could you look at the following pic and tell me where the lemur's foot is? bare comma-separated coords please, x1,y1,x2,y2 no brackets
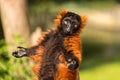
67,58,79,70
12,46,27,58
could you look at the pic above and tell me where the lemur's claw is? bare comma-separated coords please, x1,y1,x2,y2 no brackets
67,58,79,70
12,46,27,58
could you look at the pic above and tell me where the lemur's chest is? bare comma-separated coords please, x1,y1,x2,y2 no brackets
42,33,64,61
63,35,81,52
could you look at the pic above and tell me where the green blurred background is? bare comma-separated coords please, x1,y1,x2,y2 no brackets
0,0,120,80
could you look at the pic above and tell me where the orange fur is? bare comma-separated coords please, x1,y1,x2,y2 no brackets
33,77,38,80
37,32,49,44
55,64,78,80
32,64,40,75
55,31,82,80
54,9,68,26
29,46,44,62
54,11,87,80
29,9,87,80
63,34,82,62
81,15,87,24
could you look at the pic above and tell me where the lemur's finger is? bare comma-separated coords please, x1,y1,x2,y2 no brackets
17,46,23,49
17,46,27,51
12,51,21,58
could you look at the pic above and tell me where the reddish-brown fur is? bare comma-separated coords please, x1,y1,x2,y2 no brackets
53,9,87,80
28,9,87,80
54,31,82,80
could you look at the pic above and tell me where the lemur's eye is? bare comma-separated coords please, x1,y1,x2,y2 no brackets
64,21,67,25
74,24,77,28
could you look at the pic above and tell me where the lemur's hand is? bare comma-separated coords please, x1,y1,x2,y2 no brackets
12,46,27,58
67,57,79,70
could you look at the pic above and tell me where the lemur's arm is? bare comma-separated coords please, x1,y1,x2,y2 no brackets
59,36,82,70
12,45,39,58
12,32,52,59
64,51,79,70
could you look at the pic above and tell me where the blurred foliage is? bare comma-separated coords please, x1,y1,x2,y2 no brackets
80,62,120,80
0,35,34,80
0,39,9,79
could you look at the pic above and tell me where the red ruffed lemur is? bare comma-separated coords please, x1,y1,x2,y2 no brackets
12,9,87,80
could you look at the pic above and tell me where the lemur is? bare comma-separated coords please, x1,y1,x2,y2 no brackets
12,9,87,80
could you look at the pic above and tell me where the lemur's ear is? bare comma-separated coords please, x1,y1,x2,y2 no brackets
54,9,68,26
80,15,87,29
81,15,87,24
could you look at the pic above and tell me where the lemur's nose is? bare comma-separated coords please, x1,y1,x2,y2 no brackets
66,22,71,32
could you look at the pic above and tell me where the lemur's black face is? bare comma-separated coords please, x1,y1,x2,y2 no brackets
61,12,81,35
